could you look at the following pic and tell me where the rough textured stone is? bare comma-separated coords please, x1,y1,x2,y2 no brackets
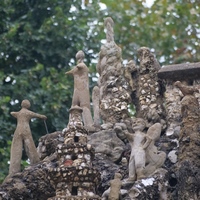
96,17,131,124
37,131,62,160
124,168,170,200
88,129,126,163
174,82,200,200
0,159,55,200
135,47,166,127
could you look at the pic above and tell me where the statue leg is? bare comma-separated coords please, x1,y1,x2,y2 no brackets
144,152,166,177
135,150,146,180
9,134,23,175
24,134,40,164
128,154,136,181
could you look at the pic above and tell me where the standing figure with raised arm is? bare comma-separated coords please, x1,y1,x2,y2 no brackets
9,99,47,176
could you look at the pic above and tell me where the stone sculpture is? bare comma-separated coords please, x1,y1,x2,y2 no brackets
66,50,94,131
108,173,122,200
174,81,199,96
102,173,122,200
142,123,166,177
96,17,131,125
124,118,148,181
9,99,47,175
174,81,200,200
48,105,101,200
124,118,166,181
136,47,166,126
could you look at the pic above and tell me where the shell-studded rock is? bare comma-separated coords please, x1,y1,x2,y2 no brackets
97,17,131,125
136,47,166,127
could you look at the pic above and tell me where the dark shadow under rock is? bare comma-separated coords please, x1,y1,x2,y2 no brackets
93,153,128,196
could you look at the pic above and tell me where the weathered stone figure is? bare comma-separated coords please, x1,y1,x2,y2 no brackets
174,81,199,96
102,173,122,200
124,118,148,181
124,119,166,181
66,50,94,130
9,99,47,175
108,173,122,200
142,123,166,177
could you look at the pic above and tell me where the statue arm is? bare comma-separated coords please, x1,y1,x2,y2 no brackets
124,131,134,142
29,111,47,120
142,136,152,150
10,112,18,118
65,67,75,75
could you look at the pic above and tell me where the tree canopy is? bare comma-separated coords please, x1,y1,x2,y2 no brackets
0,0,199,182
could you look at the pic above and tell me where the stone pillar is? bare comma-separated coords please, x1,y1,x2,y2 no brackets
92,86,101,127
158,62,200,199
136,47,166,127
96,17,131,125
175,83,200,200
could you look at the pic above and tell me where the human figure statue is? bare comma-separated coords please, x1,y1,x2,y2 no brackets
9,99,47,176
66,50,94,131
108,173,122,200
124,118,148,181
102,173,122,200
142,123,166,177
124,119,166,181
104,17,114,43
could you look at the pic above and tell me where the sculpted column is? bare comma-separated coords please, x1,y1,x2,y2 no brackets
175,81,200,199
96,17,131,125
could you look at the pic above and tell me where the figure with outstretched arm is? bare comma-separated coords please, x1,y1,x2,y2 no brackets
9,99,47,176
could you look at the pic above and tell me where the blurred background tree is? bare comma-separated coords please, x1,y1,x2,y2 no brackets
0,0,199,182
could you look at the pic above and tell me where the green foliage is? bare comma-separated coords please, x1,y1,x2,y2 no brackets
0,0,199,182
101,0,200,64
0,0,103,181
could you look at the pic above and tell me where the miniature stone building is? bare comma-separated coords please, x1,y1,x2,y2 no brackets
48,106,101,200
